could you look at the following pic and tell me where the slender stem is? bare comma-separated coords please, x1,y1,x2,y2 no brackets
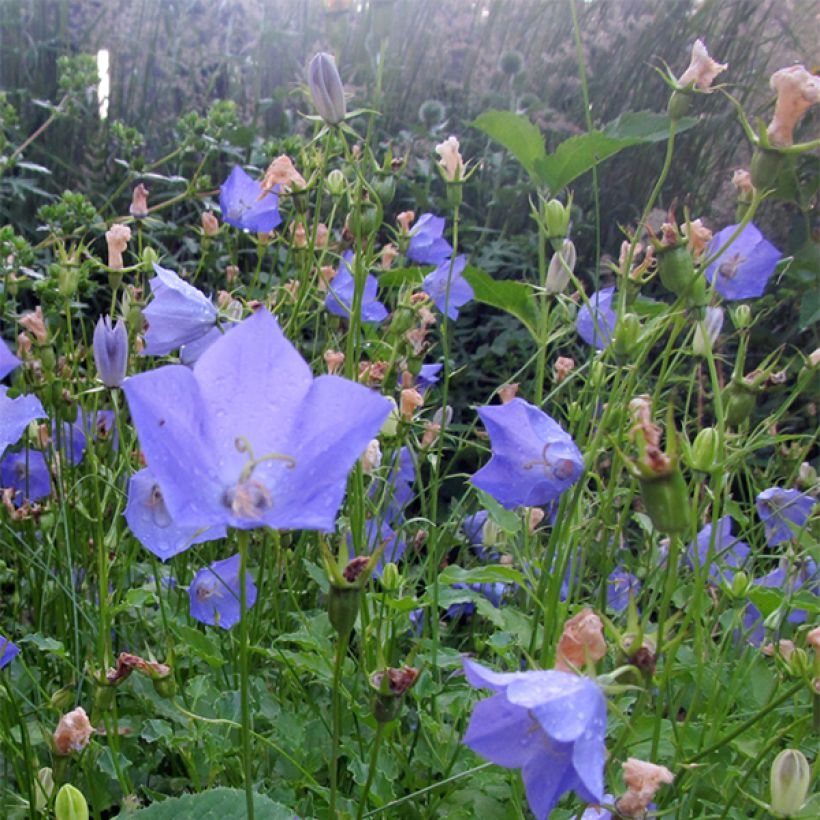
329,630,350,818
355,722,384,820
237,529,255,820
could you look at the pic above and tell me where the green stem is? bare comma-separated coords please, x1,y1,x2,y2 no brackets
355,722,384,820
237,529,255,820
329,630,350,818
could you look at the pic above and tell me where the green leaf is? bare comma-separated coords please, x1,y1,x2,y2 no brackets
603,111,697,142
18,633,66,656
474,488,522,535
462,265,538,339
438,565,526,587
379,266,425,288
118,787,296,818
471,110,547,182
173,625,225,668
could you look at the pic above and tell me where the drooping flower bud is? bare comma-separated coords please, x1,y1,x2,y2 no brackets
53,707,94,756
769,749,810,817
93,315,128,388
54,783,90,820
307,52,346,125
546,239,576,294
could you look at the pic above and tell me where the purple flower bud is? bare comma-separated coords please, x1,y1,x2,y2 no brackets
93,315,128,388
308,52,346,125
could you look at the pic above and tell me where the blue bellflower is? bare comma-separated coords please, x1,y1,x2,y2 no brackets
142,264,219,357
1,449,51,506
219,166,282,233
705,223,781,300
51,408,116,466
687,516,750,584
125,469,227,561
446,582,507,618
607,569,640,613
407,214,453,266
123,307,391,532
189,552,257,630
422,255,474,320
1,634,20,669
0,341,20,381
756,487,815,546
462,657,606,819
576,287,617,350
581,797,615,820
93,315,128,387
0,386,45,459
325,252,388,324
471,398,584,509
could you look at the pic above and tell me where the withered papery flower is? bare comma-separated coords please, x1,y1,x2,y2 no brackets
129,183,149,218
201,211,219,236
683,218,712,259
767,65,820,148
105,224,132,270
554,607,607,672
20,306,49,345
435,136,465,182
617,758,674,818
732,169,753,194
498,383,519,404
554,356,575,383
400,387,424,421
396,210,415,233
53,707,94,755
323,349,345,374
261,154,306,193
677,39,727,90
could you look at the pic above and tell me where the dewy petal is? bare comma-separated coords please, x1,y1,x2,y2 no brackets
219,166,281,233
463,693,538,769
125,469,226,561
422,255,473,320
0,388,46,458
756,487,815,545
705,223,781,300
462,656,523,692
122,365,224,527
0,341,20,381
521,743,578,820
189,552,256,630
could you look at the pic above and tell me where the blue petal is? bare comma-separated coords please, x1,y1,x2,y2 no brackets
0,389,46,458
219,166,281,233
0,341,20,381
521,741,577,820
0,634,20,668
462,657,522,692
462,692,536,768
189,552,256,629
576,287,616,349
0,449,51,505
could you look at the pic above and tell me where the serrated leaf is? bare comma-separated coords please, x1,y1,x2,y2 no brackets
438,565,525,587
473,489,523,535
462,265,538,339
472,110,546,182
603,111,697,142
173,625,224,668
18,633,66,656
118,787,296,818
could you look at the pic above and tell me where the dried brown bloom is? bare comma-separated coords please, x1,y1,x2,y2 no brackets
359,360,389,386
807,626,820,653
396,211,415,233
361,439,382,474
129,183,149,218
617,758,674,818
683,219,712,260
420,422,441,449
315,223,329,247
201,211,219,236
526,507,545,533
381,243,399,269
226,265,239,284
436,135,465,181
554,608,607,672
498,383,519,404
371,666,420,695
767,65,820,148
404,326,429,357
762,639,795,661
16,332,32,359
400,387,424,421
554,356,575,383
20,306,48,345
324,349,345,375
106,652,171,684
290,222,307,248
732,169,753,194
260,154,306,193
105,224,132,270
677,39,727,90
342,555,370,583
53,707,94,755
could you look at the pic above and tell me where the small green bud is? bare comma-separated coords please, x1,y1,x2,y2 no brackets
590,360,606,389
722,379,756,426
380,562,401,592
613,313,642,359
58,265,80,298
639,467,691,535
769,749,810,818
729,570,751,599
690,427,720,472
389,306,416,336
732,304,752,329
54,784,89,820
326,169,346,198
786,648,810,679
481,517,503,549
328,584,360,637
347,198,383,239
751,147,784,191
371,174,396,206
152,675,177,698
657,243,695,298
141,247,159,268
668,89,692,120
543,198,571,251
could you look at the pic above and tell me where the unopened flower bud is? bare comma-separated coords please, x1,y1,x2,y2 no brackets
729,570,751,599
380,562,401,592
54,783,89,820
141,246,159,268
546,239,576,293
34,768,54,813
690,427,720,472
326,168,346,197
93,315,128,388
722,379,756,426
769,749,810,818
543,198,571,250
751,147,784,191
732,304,752,329
693,306,724,356
613,313,642,359
307,52,346,125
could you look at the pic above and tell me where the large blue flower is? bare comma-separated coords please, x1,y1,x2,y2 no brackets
125,469,227,561
422,255,473,320
0,386,45,460
219,166,282,233
462,658,606,819
142,264,219,356
687,516,750,584
471,398,584,509
705,223,781,300
325,252,388,324
576,287,617,350
407,213,453,266
1,634,20,669
756,487,815,546
0,341,20,381
1,449,51,506
123,307,391,532
189,552,256,630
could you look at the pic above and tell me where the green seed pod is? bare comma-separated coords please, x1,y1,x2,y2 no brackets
328,585,360,637
373,690,403,724
389,306,416,336
751,147,784,191
769,749,810,818
371,174,396,206
54,784,89,820
667,90,692,120
348,198,383,239
722,380,756,426
638,467,691,535
690,427,720,473
380,562,401,592
657,243,695,298
613,313,642,360
326,169,346,198
152,675,177,699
